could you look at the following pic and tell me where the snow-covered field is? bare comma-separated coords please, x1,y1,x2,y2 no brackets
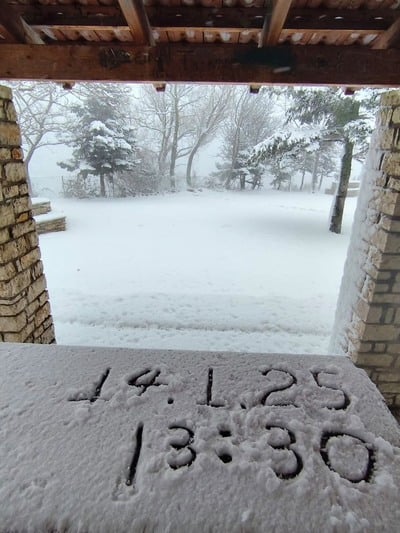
38,189,357,354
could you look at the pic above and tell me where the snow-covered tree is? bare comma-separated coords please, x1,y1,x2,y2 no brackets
285,88,380,233
134,85,196,190
213,87,278,190
59,85,138,197
249,127,322,191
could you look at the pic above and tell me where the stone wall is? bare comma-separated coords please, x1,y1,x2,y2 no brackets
332,91,400,407
0,85,55,344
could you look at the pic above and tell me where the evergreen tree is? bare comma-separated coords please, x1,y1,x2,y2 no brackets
59,85,138,197
286,88,380,233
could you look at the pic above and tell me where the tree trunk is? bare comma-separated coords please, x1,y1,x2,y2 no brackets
300,167,306,191
100,173,106,197
329,139,354,234
311,151,320,193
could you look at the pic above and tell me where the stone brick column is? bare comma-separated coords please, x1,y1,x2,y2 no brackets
0,85,55,344
331,91,400,407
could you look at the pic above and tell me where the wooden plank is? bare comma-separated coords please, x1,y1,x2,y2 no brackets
22,7,399,33
0,1,44,44
260,0,292,47
117,0,154,45
372,17,400,50
0,43,400,87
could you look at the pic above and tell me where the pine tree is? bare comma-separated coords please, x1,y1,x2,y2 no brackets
59,85,138,197
285,88,380,233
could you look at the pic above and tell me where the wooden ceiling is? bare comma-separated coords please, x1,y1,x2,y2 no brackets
1,0,400,86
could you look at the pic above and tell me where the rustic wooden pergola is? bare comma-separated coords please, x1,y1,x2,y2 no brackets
0,0,400,87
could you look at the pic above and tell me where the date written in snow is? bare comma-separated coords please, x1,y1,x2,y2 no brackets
67,367,375,489
68,365,350,410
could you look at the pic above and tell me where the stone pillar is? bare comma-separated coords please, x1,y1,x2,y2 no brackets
0,85,55,344
331,91,400,407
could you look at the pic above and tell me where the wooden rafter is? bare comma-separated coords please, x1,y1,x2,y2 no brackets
260,0,292,47
117,0,154,46
372,17,400,50
0,43,400,87
0,1,43,44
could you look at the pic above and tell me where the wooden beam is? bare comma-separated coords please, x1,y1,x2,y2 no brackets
117,0,154,45
0,44,399,87
260,0,292,47
372,17,400,50
0,1,44,44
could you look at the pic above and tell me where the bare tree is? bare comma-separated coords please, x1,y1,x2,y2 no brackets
9,82,69,193
135,85,196,189
215,87,278,189
184,86,231,188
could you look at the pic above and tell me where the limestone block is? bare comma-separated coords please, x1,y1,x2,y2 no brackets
0,297,26,317
387,344,400,354
378,372,400,382
18,183,29,196
4,162,26,184
27,275,46,304
12,195,31,215
26,298,40,318
381,91,400,106
3,320,35,342
0,148,11,160
0,123,21,147
16,212,29,223
355,299,382,323
31,261,43,281
34,302,51,328
384,308,395,323
5,101,17,122
0,205,15,229
392,107,400,126
15,235,30,257
377,129,395,150
378,189,400,217
374,293,400,304
0,240,18,264
0,310,27,333
2,185,20,199
373,343,387,352
20,248,41,270
37,325,55,344
0,85,12,100
379,382,400,394
376,108,393,127
0,269,31,299
379,214,400,232
11,148,23,161
381,153,400,176
372,228,400,253
0,228,9,245
387,177,400,192
0,105,6,121
362,324,399,342
354,353,393,367
10,219,35,239
25,230,38,248
0,262,16,282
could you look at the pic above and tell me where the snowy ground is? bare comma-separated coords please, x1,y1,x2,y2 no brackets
38,189,357,354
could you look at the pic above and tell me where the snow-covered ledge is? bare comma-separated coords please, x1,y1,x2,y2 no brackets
1,343,399,532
